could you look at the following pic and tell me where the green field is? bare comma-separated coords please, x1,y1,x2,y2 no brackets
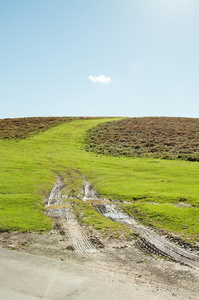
0,118,199,243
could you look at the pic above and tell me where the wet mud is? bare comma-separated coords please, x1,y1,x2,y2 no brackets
46,173,199,270
79,176,198,270
46,176,95,253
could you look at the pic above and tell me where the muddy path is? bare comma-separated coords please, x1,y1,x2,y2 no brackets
78,176,199,270
46,176,95,253
95,202,199,269
46,174,199,270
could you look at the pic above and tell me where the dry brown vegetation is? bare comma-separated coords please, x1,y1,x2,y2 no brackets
0,116,99,139
85,117,199,161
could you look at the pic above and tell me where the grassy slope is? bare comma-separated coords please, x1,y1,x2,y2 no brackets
0,118,199,241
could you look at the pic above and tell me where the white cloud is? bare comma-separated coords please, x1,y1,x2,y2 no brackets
88,75,111,83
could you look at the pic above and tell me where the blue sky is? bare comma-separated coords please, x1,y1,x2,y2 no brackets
0,0,199,118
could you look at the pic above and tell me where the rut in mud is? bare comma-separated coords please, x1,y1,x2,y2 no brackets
79,176,199,270
96,202,199,267
46,176,95,253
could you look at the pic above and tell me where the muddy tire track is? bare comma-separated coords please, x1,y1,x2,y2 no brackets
46,176,95,253
80,177,199,270
65,212,95,252
46,174,199,269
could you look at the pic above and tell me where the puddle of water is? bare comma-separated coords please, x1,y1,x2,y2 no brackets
104,212,129,219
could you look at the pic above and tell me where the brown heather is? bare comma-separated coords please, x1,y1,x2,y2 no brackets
85,117,199,161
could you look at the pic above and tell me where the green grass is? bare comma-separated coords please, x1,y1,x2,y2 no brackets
0,194,51,232
0,118,199,241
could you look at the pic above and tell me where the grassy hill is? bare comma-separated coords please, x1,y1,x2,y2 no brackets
0,117,198,243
